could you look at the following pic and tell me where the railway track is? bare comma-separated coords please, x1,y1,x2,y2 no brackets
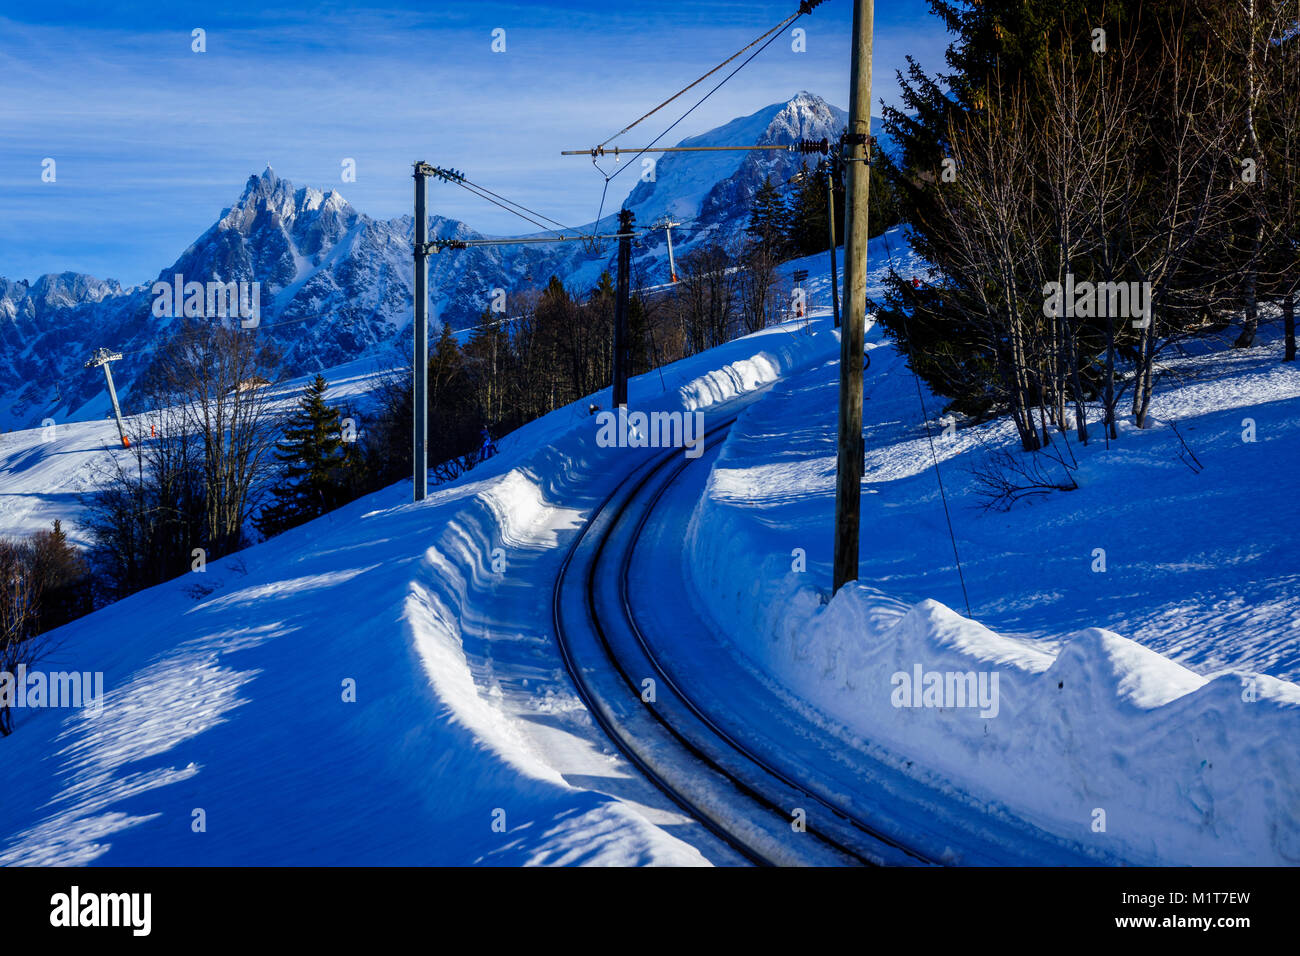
551,415,937,867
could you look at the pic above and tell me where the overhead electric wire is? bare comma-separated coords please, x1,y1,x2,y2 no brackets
594,8,805,150
445,177,566,235
588,1,823,229
451,174,577,235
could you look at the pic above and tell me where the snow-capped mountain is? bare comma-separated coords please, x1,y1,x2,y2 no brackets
0,170,562,429
0,92,863,430
627,90,848,231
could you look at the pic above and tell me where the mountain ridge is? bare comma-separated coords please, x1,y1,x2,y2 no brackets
0,92,870,430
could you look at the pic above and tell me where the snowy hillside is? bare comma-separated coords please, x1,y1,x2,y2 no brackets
0,284,827,866
1,228,1296,866
686,239,1300,865
0,355,395,547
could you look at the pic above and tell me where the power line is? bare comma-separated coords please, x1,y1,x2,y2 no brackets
456,175,575,233
422,164,582,237
437,176,562,235
593,26,791,195
448,175,578,236
593,0,828,152
584,0,827,229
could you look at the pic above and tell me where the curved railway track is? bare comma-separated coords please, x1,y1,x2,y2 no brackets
551,416,938,867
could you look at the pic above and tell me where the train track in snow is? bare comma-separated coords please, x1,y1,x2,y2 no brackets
551,415,938,866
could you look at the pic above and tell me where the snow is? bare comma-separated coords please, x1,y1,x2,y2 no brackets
0,360,397,545
0,295,822,865
683,236,1300,864
0,417,121,547
1,225,1296,866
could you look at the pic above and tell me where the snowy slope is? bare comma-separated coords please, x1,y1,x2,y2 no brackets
684,235,1300,866
0,300,825,866
2,227,1296,867
0,358,398,546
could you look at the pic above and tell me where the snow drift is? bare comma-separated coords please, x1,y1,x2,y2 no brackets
685,317,1300,866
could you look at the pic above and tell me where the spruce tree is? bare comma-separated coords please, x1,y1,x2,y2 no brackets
745,175,792,258
256,375,347,538
788,162,829,257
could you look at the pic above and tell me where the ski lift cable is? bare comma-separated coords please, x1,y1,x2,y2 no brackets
97,310,336,361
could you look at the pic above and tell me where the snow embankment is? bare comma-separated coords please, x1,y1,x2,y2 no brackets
685,325,1300,867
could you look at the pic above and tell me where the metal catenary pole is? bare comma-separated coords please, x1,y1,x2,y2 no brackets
412,162,641,498
613,208,634,408
413,162,431,502
833,0,873,594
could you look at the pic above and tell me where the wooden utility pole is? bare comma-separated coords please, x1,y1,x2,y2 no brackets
613,207,634,408
833,0,873,594
413,162,431,501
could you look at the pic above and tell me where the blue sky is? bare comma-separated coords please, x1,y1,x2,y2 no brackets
0,1,950,285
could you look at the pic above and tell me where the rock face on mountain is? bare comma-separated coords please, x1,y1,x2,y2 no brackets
0,170,557,428
0,92,857,429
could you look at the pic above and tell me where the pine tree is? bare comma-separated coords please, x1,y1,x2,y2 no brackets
873,0,1228,433
788,162,829,257
30,519,92,632
256,375,348,538
430,321,465,409
745,175,792,258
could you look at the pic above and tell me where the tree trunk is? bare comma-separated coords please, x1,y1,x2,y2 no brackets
1103,315,1118,441
1235,224,1261,348
1132,318,1154,429
1285,291,1296,362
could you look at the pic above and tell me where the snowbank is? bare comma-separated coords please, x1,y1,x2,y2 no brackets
685,326,1300,866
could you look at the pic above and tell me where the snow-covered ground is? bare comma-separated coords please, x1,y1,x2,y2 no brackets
684,239,1300,865
1,228,1296,865
0,354,398,546
0,285,825,865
